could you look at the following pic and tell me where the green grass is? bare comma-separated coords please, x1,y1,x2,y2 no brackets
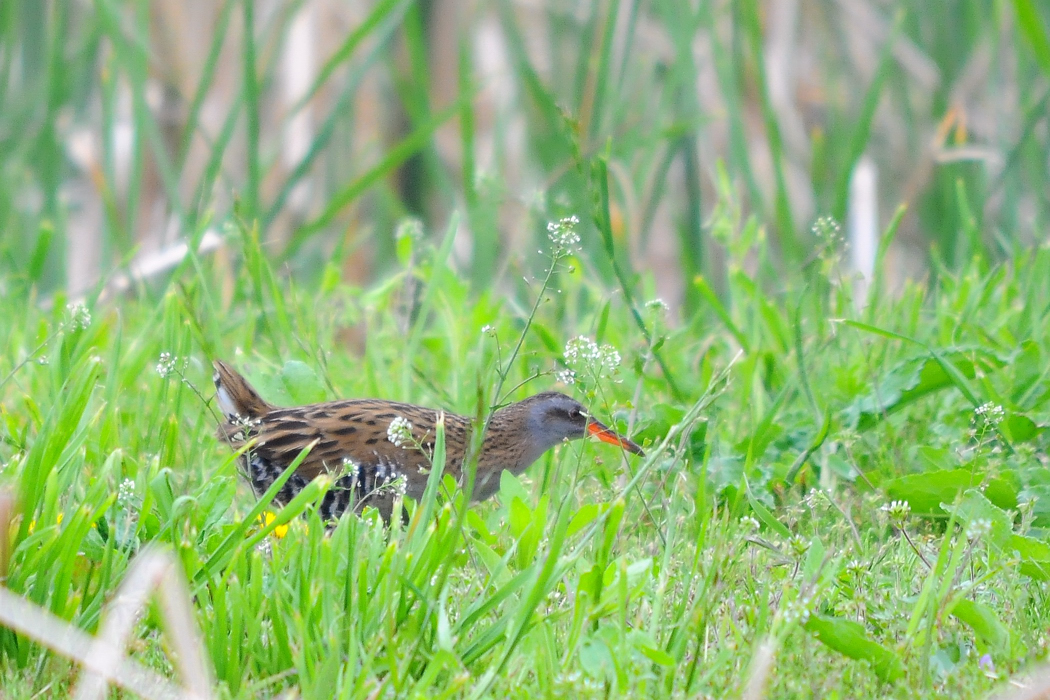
1,211,1049,697
2,1,1050,698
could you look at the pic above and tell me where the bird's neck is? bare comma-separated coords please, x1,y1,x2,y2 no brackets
459,408,542,500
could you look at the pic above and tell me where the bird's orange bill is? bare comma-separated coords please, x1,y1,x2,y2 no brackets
587,420,645,456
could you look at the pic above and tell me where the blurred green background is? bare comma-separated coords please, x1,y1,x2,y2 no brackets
2,0,1047,308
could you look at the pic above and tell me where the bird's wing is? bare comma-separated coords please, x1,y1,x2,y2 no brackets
249,400,469,498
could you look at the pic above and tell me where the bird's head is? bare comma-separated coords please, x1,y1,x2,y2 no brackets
517,392,645,456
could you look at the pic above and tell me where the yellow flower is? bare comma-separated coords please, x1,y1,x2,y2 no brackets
259,511,288,539
27,511,63,534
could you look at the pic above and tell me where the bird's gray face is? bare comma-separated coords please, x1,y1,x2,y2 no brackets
530,393,590,445
527,393,645,456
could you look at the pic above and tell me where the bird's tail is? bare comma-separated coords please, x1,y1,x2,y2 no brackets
212,360,274,423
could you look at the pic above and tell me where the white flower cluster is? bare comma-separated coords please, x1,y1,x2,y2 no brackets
645,298,669,314
546,215,581,256
568,337,611,367
156,352,179,379
739,515,761,531
117,478,136,508
115,477,139,539
966,517,993,542
554,369,576,385
880,499,911,526
66,302,92,330
387,416,414,448
396,217,424,241
372,458,408,499
558,335,621,385
374,459,402,482
812,215,843,244
975,402,1004,428
780,589,815,626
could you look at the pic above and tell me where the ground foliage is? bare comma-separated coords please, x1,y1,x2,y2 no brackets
1,208,1050,698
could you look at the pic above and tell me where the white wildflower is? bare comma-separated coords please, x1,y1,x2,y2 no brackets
547,215,581,255
781,589,815,626
66,302,92,330
387,416,414,448
564,336,598,364
645,298,669,314
481,324,496,337
562,336,621,384
396,217,424,241
115,477,139,540
602,348,621,372
340,457,360,486
156,352,178,378
812,216,843,244
966,518,993,542
880,499,911,526
555,368,576,385
975,402,1004,428
117,478,135,508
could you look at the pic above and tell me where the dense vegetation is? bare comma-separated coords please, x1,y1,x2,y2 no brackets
2,1,1050,697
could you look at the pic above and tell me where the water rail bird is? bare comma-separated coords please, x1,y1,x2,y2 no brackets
213,360,644,521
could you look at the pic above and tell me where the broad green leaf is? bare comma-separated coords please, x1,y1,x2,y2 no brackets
578,564,603,604
638,644,675,667
805,614,904,683
942,490,1012,548
708,456,744,494
844,349,1005,430
802,536,826,580
884,469,1018,516
1010,534,1050,580
1025,485,1050,527
1001,412,1041,442
579,633,615,681
628,629,674,667
949,600,1010,655
466,510,493,543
